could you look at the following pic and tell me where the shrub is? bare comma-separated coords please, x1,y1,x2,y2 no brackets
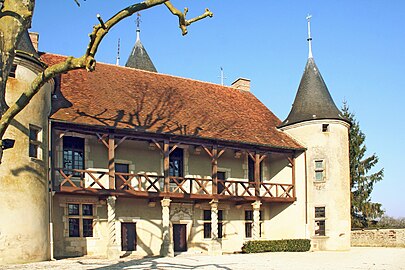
241,239,311,253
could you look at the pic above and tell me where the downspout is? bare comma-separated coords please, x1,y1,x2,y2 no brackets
48,120,55,260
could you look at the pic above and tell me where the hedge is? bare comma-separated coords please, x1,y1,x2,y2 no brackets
241,239,311,253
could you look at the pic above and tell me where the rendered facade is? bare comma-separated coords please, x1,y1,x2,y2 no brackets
0,27,350,264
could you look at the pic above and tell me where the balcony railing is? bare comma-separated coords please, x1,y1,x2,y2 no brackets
54,168,294,201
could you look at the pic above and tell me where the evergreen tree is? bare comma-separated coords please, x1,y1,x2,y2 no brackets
342,102,384,228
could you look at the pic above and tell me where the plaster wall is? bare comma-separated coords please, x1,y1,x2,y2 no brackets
0,59,52,264
284,120,350,250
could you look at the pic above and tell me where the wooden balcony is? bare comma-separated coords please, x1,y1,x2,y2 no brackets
54,168,295,203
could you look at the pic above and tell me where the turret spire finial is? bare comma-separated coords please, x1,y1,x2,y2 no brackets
306,14,313,58
136,12,141,41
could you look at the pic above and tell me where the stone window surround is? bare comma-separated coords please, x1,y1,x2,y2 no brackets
60,196,102,238
314,159,327,182
314,205,327,237
29,124,43,161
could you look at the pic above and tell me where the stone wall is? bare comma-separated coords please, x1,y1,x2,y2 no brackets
351,229,405,247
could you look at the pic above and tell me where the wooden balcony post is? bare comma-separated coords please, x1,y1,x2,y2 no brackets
212,145,218,195
163,140,170,193
108,135,115,189
254,153,261,197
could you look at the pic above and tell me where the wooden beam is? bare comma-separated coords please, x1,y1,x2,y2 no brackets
151,139,163,153
212,145,218,195
163,140,170,193
114,136,127,150
202,145,213,158
254,153,261,197
169,143,181,155
108,135,115,189
96,133,109,148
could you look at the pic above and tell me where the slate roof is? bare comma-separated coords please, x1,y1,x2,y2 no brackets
279,57,345,127
125,30,157,72
16,30,40,59
41,53,302,150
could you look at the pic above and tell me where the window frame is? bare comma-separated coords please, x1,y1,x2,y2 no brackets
63,136,85,176
29,125,42,160
314,207,326,236
244,210,263,238
67,203,94,238
314,159,326,181
9,64,17,78
203,209,223,239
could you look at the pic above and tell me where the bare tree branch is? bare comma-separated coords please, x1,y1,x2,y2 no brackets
0,0,213,148
164,2,213,35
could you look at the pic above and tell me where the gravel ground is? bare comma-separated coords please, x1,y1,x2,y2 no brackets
0,247,404,270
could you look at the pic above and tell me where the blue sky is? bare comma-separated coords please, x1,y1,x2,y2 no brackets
32,1,404,218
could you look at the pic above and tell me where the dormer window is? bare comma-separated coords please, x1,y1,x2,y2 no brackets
322,124,329,132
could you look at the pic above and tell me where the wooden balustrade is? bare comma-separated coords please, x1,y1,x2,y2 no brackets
55,168,294,201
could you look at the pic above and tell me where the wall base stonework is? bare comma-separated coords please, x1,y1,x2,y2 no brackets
351,229,405,248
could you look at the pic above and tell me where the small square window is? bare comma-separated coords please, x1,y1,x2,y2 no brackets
9,65,17,78
322,124,329,132
315,207,325,218
314,160,325,181
29,126,42,159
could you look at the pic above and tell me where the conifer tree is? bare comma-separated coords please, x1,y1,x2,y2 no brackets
342,102,384,228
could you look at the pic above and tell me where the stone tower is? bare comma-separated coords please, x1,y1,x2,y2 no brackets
0,31,53,264
279,17,351,250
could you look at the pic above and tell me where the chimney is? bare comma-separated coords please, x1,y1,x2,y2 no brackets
231,78,250,92
29,32,39,52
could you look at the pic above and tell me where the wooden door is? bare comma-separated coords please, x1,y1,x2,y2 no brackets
121,222,137,251
217,171,226,194
173,224,187,252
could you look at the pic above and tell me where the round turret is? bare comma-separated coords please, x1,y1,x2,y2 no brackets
0,31,53,264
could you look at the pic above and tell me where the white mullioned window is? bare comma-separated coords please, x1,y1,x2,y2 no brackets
314,160,325,181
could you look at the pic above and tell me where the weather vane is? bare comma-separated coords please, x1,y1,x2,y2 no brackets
306,14,313,58
136,12,142,29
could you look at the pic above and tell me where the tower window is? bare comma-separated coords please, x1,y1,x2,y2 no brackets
314,160,325,181
314,207,326,236
9,64,17,78
29,125,42,159
322,124,329,132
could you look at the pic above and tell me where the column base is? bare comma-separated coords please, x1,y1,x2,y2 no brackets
161,242,174,257
208,240,222,256
107,244,121,259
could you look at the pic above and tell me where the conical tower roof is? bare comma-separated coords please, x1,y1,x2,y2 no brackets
16,30,39,58
279,57,344,127
125,28,157,72
279,15,345,128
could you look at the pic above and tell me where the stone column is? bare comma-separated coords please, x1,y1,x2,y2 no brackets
106,196,121,259
209,199,222,255
161,198,174,257
252,200,262,240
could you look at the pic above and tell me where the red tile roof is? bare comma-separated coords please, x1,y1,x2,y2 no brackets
41,53,302,150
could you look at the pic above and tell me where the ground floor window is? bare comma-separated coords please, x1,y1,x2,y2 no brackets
67,203,94,237
203,210,223,239
314,207,326,236
245,210,263,238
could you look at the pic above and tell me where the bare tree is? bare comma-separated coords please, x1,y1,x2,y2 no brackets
0,0,212,159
